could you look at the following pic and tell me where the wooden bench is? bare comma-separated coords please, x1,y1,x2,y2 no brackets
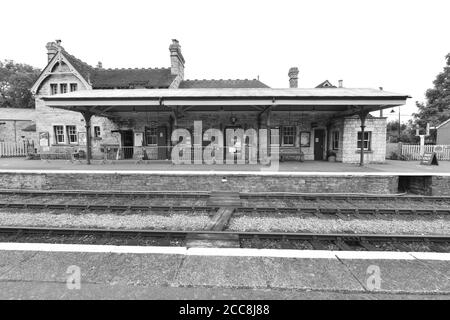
280,147,304,162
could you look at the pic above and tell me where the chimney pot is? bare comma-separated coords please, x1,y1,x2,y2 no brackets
46,41,59,62
169,39,185,80
288,67,299,88
338,80,343,88
97,61,103,69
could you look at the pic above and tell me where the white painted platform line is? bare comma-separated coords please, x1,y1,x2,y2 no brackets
1,169,450,176
335,251,415,260
0,242,187,255
186,248,338,259
0,242,449,261
410,252,450,261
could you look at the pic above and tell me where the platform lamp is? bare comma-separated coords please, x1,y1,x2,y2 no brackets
390,106,401,141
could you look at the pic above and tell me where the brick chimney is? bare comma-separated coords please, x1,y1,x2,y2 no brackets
288,67,299,88
46,40,62,62
169,39,185,79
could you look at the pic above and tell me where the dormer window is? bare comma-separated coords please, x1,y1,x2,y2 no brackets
60,83,68,94
50,84,58,95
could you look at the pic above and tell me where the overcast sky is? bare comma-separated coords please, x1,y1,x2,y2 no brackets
1,0,449,122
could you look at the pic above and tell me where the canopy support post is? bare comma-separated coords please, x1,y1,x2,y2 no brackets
358,109,369,167
81,111,93,165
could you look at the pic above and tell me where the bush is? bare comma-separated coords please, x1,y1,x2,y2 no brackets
390,152,399,160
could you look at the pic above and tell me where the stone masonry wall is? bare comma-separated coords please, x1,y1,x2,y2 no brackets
431,176,450,196
0,172,399,194
35,72,118,158
342,116,387,163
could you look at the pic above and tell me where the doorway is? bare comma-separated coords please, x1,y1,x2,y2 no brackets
314,129,325,160
121,130,134,159
157,126,168,160
224,126,244,163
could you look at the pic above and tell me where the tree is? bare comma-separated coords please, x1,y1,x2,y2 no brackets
386,120,418,143
414,53,450,128
0,60,40,109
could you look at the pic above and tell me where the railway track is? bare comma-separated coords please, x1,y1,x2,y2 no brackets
0,226,449,252
0,202,448,216
1,189,449,201
0,190,449,215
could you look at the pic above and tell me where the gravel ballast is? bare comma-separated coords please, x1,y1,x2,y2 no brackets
0,211,210,230
228,215,450,235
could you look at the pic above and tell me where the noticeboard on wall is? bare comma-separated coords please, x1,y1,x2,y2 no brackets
39,132,49,147
300,132,310,147
78,132,87,146
134,132,144,147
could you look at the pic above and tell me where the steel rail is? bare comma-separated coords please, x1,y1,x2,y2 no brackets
0,226,449,244
0,189,449,201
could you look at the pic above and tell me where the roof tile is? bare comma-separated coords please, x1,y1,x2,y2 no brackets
179,79,270,89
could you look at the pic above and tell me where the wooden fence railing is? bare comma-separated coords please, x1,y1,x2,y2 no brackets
401,144,450,160
0,142,28,157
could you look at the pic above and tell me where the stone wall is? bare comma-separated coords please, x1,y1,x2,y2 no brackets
35,72,118,158
0,108,37,144
0,172,399,194
431,176,450,196
399,175,450,196
342,116,387,163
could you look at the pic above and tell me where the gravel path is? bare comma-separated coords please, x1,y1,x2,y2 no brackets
228,215,450,235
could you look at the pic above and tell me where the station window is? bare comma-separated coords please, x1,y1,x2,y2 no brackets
66,125,78,144
94,126,101,138
332,131,340,150
50,84,58,95
145,127,158,145
282,126,295,146
70,83,78,92
54,125,65,144
357,131,372,150
60,83,68,94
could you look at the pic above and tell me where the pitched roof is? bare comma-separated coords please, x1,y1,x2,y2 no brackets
316,80,336,88
61,50,176,89
62,50,95,84
436,118,450,129
179,79,270,89
22,123,36,132
91,68,176,89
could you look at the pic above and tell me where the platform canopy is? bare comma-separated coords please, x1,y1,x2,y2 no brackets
42,87,410,117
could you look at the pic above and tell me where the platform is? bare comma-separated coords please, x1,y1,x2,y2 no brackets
0,158,449,195
0,243,448,299
1,158,450,174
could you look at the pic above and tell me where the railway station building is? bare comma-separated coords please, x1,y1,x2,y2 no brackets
31,40,409,165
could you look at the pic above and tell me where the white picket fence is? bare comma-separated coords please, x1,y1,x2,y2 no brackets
401,144,450,160
0,142,27,157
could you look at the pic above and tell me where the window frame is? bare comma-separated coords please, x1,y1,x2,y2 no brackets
66,125,78,144
281,125,296,146
94,126,101,138
332,131,340,150
145,127,158,146
70,83,78,92
357,131,372,151
53,125,65,144
50,84,58,95
60,83,68,94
